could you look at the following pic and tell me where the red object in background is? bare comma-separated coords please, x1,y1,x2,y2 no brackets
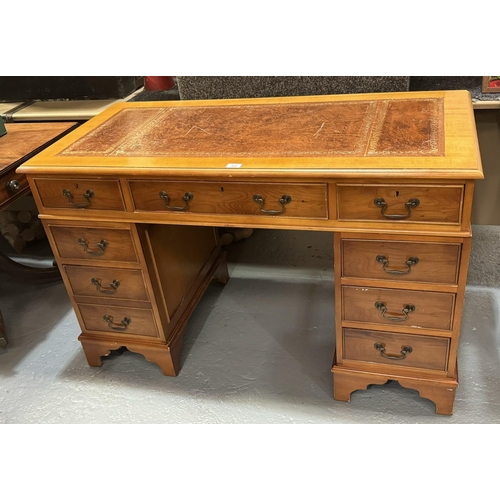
144,77,176,91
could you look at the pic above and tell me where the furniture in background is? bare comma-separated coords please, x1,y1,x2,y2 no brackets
0,121,79,346
18,90,482,415
0,77,143,102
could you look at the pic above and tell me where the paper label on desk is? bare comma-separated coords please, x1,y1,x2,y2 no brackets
226,163,242,168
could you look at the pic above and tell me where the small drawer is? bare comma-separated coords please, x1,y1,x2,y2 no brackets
48,225,139,263
342,286,455,331
0,170,29,209
342,239,461,285
78,303,159,338
343,328,449,371
64,265,149,302
129,180,328,219
33,178,125,211
337,184,463,224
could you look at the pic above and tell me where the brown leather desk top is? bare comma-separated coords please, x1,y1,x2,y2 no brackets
57,98,444,158
19,91,483,180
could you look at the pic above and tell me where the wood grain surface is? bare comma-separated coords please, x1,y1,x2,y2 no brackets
130,180,327,218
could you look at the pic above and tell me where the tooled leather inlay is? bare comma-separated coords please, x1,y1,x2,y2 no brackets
58,99,444,158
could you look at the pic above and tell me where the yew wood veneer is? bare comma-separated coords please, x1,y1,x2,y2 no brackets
17,90,483,415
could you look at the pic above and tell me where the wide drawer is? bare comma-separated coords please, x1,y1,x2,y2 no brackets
33,178,125,211
342,286,455,331
343,328,449,371
78,303,159,338
64,265,149,301
129,180,328,219
48,225,139,263
337,184,463,224
342,239,461,285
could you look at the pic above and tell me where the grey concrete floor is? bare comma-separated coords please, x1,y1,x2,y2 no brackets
1,225,500,423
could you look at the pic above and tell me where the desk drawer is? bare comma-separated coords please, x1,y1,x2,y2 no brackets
343,328,449,371
342,239,461,285
337,184,463,224
33,178,125,211
342,286,455,331
78,303,159,338
64,265,149,301
0,170,29,209
48,225,139,263
129,180,328,219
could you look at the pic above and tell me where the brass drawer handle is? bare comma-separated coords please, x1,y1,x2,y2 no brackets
374,197,420,219
78,238,108,256
253,194,291,215
374,342,413,360
91,278,120,294
103,315,131,331
376,255,419,275
159,191,193,211
375,301,415,321
63,188,94,208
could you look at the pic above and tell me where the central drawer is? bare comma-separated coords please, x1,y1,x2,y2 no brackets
343,328,449,371
129,180,328,218
342,286,455,331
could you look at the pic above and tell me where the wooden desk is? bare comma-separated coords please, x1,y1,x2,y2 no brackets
18,91,483,414
0,122,79,278
0,121,78,347
1,122,79,209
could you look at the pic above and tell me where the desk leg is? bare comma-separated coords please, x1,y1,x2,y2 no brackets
0,310,6,348
332,364,458,415
78,335,181,376
214,251,230,284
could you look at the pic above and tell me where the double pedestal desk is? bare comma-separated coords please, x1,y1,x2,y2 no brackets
18,90,483,415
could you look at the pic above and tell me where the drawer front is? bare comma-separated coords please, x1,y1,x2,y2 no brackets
49,225,139,263
0,170,29,209
78,303,159,337
343,328,449,371
129,180,328,219
342,239,461,285
342,286,455,331
337,184,463,224
64,265,149,301
34,178,125,211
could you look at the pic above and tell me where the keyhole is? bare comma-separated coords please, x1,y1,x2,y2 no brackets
220,187,224,194
395,190,400,198
74,183,79,189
